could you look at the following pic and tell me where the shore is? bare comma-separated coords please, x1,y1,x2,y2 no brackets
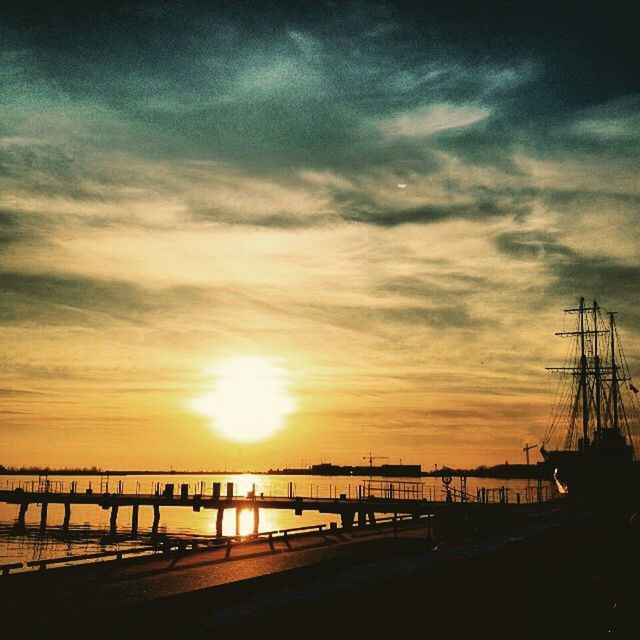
2,497,638,639
0,462,551,480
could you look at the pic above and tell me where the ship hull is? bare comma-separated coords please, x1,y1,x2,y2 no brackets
541,449,640,497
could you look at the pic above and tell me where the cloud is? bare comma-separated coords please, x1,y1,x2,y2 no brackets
377,104,491,138
0,388,47,397
344,199,513,226
551,258,640,329
0,210,23,250
569,96,640,141
495,231,574,261
0,272,159,326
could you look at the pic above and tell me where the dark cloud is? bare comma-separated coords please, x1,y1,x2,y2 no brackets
552,258,640,328
2,0,637,173
0,388,47,396
0,271,324,335
0,144,76,180
308,302,482,334
190,208,330,229
491,226,640,334
541,190,640,209
379,274,491,304
0,210,22,250
0,272,153,325
345,199,517,226
0,272,240,326
495,231,574,261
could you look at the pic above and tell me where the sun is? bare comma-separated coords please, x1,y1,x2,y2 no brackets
191,355,296,442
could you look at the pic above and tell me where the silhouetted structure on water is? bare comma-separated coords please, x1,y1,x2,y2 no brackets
541,298,640,495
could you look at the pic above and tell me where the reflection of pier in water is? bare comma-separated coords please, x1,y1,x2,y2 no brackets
0,476,554,538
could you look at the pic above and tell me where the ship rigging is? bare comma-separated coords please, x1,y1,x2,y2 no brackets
541,297,639,495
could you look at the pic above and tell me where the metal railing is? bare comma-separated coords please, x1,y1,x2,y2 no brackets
1,477,556,505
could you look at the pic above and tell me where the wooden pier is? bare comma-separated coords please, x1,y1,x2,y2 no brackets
0,478,548,537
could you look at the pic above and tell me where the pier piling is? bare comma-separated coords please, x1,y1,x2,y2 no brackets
340,510,355,530
131,503,139,535
152,503,160,534
63,502,71,531
253,507,259,534
216,507,224,538
17,502,29,528
235,507,241,536
39,502,48,531
109,504,119,535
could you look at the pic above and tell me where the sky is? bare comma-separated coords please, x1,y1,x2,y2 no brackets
1,0,639,470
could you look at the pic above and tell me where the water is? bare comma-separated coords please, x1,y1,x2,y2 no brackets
0,473,558,568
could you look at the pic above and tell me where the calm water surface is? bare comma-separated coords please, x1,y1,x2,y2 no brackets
0,473,558,567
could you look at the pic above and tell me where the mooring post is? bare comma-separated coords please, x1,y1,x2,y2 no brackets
17,502,29,528
110,504,119,535
63,502,71,531
368,511,376,527
357,510,366,528
152,503,161,534
235,507,241,536
39,502,48,531
131,503,139,535
253,507,259,535
216,507,225,537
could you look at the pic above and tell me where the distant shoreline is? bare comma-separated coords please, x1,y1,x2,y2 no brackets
0,462,551,480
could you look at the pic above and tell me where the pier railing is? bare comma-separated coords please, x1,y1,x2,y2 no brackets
0,477,555,504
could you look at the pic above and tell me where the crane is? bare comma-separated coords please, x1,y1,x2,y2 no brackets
363,452,389,468
523,443,538,465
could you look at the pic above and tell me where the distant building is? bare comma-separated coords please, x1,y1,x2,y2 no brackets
310,463,421,477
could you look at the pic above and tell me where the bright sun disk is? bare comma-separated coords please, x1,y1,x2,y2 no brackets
190,355,295,442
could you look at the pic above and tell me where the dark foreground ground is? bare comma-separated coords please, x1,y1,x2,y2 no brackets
2,498,639,639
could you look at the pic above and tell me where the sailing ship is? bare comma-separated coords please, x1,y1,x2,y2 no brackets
541,298,640,496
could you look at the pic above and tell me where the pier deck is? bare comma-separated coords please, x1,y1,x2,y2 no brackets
0,482,532,536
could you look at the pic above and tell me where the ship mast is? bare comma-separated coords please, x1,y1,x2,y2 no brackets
610,311,619,431
593,300,602,435
579,297,589,456
544,298,639,466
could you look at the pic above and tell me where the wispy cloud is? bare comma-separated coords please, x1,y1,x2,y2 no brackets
377,104,491,138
